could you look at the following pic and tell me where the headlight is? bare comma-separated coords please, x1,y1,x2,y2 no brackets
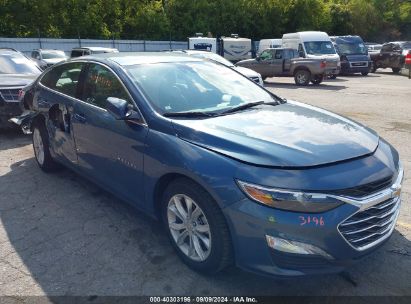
237,180,343,213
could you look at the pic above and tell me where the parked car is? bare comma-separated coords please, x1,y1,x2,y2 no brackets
20,52,403,277
282,31,341,78
70,47,119,58
370,41,411,73
0,48,41,128
330,36,371,76
31,49,68,70
365,43,382,54
236,48,329,85
176,50,263,86
258,39,282,55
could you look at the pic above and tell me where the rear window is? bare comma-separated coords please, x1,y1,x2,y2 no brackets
40,62,84,98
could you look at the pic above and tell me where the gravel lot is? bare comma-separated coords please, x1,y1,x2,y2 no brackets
0,70,410,297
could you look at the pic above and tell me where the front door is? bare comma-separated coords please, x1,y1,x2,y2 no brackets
71,62,148,207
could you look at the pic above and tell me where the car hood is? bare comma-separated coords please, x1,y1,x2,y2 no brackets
171,101,379,168
233,65,260,77
0,74,38,87
43,58,66,64
236,59,257,67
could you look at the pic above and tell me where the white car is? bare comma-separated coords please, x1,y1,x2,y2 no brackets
182,50,264,86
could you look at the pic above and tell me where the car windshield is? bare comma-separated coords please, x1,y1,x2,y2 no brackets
400,42,411,49
336,42,367,55
0,53,41,74
126,61,274,115
304,41,336,55
42,51,66,59
190,53,234,67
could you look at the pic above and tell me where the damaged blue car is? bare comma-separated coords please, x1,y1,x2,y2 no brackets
18,53,403,276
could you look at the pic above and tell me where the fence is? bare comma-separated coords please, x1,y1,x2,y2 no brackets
0,37,189,55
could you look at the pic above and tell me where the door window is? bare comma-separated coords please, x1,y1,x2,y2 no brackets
81,63,130,109
260,50,273,61
381,44,393,53
275,50,283,59
40,62,84,98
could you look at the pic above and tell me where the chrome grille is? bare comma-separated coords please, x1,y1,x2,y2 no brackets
0,88,21,102
339,197,400,250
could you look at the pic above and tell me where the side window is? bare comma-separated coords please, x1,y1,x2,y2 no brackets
260,50,273,61
40,62,84,98
31,51,39,59
275,50,283,59
82,63,130,109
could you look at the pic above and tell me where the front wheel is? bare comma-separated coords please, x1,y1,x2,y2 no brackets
361,71,369,76
392,67,401,74
32,122,61,172
329,74,337,79
294,70,311,86
370,62,377,73
162,178,233,274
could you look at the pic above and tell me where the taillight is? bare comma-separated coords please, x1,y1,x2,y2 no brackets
320,60,326,68
405,52,411,65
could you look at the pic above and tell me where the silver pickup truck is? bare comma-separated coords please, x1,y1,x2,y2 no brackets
237,48,335,85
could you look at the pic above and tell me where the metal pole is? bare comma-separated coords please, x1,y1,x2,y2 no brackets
37,28,42,49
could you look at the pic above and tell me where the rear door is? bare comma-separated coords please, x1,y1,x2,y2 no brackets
38,62,86,164
71,62,149,207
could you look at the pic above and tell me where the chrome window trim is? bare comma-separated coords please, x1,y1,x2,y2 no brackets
38,60,148,127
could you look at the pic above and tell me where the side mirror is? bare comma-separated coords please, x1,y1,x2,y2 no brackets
106,97,142,122
298,51,305,58
256,56,260,61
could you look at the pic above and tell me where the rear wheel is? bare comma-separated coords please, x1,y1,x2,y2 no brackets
294,70,311,86
32,121,60,172
392,67,401,74
161,178,233,274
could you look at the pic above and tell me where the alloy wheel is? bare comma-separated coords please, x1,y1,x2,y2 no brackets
33,128,45,165
167,194,212,262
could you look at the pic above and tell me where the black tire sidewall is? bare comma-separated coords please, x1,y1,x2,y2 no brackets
294,70,310,86
161,179,231,274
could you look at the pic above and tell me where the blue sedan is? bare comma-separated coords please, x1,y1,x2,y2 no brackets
21,53,403,276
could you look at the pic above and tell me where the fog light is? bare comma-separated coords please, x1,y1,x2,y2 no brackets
265,235,333,259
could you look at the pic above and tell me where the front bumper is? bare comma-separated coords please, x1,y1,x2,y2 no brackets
224,169,403,276
341,61,371,74
0,101,23,128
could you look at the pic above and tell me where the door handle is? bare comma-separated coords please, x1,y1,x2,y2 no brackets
73,113,86,123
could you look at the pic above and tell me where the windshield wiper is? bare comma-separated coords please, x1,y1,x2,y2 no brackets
163,111,216,118
220,101,279,115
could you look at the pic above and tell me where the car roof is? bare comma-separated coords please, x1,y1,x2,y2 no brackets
72,52,202,66
72,47,117,51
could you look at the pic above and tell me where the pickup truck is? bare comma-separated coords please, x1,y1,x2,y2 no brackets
370,41,411,73
236,48,331,85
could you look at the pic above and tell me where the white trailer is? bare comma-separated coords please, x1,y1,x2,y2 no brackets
221,35,252,62
188,36,217,53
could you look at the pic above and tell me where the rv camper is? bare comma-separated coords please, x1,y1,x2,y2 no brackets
188,34,217,53
220,34,252,62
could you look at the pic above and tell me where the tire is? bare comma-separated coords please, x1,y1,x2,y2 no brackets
361,71,369,76
161,178,233,274
392,67,401,74
311,75,323,85
329,74,337,79
370,62,377,73
294,70,311,86
32,121,61,172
